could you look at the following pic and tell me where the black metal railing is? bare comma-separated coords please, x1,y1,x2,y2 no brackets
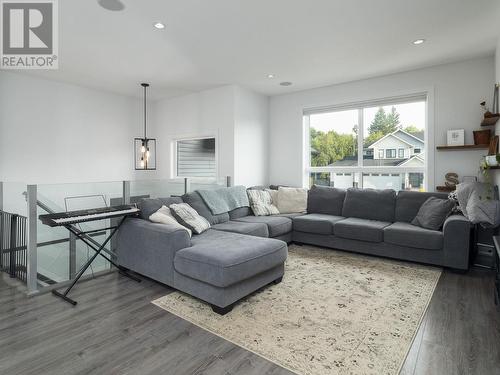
0,210,27,281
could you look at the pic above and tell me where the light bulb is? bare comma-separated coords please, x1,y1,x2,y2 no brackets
146,150,150,160
141,145,146,153
140,160,145,168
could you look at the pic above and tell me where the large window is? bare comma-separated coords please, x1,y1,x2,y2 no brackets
306,96,426,191
175,137,216,178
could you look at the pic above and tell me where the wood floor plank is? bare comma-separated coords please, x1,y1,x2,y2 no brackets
1,266,499,375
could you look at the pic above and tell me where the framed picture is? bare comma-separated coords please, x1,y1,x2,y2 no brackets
447,129,465,146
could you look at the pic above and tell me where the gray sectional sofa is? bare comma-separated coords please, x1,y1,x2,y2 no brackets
116,186,471,314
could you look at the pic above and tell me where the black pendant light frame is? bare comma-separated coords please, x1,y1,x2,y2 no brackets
134,83,156,170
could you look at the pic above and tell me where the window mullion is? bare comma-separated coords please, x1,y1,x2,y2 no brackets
357,108,364,188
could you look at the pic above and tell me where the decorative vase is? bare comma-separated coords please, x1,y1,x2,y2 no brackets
473,129,491,145
485,155,498,166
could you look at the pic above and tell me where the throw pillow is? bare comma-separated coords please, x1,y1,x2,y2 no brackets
149,205,192,237
266,189,279,206
169,203,211,234
247,189,280,216
411,197,456,230
276,187,307,214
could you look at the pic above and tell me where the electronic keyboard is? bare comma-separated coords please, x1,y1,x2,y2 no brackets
39,204,140,227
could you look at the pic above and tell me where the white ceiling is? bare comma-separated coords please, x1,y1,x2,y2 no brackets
19,0,500,100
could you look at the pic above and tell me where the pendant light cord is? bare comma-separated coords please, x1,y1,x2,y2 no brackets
144,84,147,139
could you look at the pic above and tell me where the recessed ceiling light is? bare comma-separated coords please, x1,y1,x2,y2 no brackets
280,81,292,86
98,0,125,11
267,74,275,79
412,39,425,45
154,22,165,30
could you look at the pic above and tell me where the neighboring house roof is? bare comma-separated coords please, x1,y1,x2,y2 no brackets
398,153,425,167
328,152,425,168
367,129,424,149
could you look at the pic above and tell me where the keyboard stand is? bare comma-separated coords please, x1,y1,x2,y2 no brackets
51,216,141,306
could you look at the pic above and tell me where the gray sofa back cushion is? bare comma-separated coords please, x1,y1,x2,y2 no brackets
307,185,346,216
395,191,449,223
138,197,183,220
228,206,252,219
182,191,230,225
342,188,396,222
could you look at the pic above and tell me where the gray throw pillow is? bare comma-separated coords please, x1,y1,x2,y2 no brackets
411,197,455,230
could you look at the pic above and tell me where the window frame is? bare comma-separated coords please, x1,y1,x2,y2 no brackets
398,148,405,158
172,135,219,180
386,149,396,159
303,93,428,190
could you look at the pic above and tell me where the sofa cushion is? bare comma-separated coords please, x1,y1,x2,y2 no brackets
182,191,230,225
247,189,280,216
307,185,346,216
276,187,308,214
293,214,345,235
411,197,455,230
395,191,449,223
334,217,391,242
149,205,192,237
175,230,287,287
212,221,269,238
384,222,443,250
342,188,396,222
234,215,292,237
138,197,183,220
228,206,252,219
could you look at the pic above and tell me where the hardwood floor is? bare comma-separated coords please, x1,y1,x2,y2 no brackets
0,266,499,375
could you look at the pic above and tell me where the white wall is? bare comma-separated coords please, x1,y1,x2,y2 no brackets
153,85,269,186
234,86,269,186
0,71,147,184
152,85,235,181
496,38,500,83
269,57,494,190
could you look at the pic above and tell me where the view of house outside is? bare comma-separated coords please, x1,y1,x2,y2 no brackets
309,100,426,191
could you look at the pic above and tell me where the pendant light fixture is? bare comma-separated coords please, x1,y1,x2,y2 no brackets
134,83,156,170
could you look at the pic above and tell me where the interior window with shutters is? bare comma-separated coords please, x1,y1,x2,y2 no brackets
176,138,216,177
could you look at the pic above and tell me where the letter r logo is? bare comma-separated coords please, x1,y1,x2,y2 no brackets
2,1,53,54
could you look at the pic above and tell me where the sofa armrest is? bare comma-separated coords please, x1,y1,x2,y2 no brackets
442,214,471,270
116,218,191,285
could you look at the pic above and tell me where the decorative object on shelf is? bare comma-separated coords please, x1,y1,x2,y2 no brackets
134,83,156,170
485,155,499,167
480,86,500,126
488,136,499,155
436,185,455,192
444,172,459,189
446,129,465,146
473,129,491,145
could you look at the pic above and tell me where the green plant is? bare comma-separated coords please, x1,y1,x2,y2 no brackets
480,158,493,200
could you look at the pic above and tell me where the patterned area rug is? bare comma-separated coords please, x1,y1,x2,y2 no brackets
152,245,441,375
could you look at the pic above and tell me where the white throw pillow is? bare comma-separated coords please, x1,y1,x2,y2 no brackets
266,189,279,206
169,203,211,234
247,189,280,216
149,205,192,237
277,187,308,214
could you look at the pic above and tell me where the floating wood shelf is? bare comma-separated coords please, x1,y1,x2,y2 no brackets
436,185,455,192
436,144,489,151
485,165,500,170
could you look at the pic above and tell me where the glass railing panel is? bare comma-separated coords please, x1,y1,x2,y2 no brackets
189,177,228,192
129,179,185,199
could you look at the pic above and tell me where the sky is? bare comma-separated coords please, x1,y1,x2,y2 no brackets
309,101,426,136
